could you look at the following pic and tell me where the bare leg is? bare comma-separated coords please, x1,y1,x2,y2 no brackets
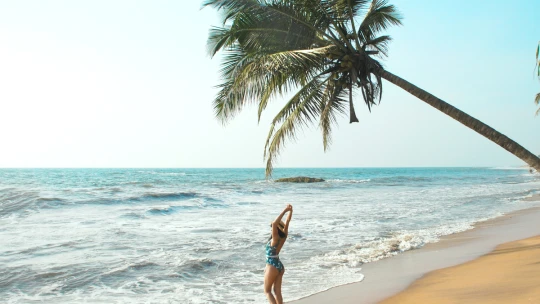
264,265,279,304
273,267,285,304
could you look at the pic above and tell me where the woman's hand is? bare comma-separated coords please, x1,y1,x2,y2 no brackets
275,204,292,224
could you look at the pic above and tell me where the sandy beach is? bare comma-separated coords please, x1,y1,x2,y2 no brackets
380,235,540,303
291,202,540,304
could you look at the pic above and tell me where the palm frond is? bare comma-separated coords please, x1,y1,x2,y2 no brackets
536,93,540,116
364,35,391,57
202,0,260,24
208,3,332,55
340,0,371,16
212,46,255,122
345,0,370,49
207,26,237,57
322,0,369,22
255,47,332,121
358,0,402,42
215,46,328,122
209,8,332,122
320,79,348,150
264,75,330,176
262,0,349,50
537,41,540,77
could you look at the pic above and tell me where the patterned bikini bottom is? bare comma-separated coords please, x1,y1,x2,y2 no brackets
266,256,284,272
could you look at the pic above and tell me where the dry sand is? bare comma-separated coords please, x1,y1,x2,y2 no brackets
380,235,540,304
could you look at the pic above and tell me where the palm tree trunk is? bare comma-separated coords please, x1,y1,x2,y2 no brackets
378,68,540,171
349,84,359,123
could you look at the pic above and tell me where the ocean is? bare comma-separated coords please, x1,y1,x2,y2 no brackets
1,168,539,303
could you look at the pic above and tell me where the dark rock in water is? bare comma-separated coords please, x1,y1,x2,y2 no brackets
275,176,325,183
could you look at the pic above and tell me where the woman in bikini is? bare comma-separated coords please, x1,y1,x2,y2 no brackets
264,204,293,304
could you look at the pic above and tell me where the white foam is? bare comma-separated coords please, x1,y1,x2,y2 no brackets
489,167,528,170
327,179,371,183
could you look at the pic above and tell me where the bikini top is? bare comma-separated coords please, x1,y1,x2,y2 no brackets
265,238,280,258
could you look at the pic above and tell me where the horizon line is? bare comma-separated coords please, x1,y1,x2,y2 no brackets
0,166,526,170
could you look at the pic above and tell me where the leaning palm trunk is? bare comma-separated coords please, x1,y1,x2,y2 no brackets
378,68,540,171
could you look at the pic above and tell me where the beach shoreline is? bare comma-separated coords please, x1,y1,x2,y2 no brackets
290,196,540,304
380,234,540,303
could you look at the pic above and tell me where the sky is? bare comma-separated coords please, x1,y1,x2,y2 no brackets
0,0,539,168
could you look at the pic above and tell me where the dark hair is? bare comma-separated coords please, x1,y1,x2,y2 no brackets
268,223,286,241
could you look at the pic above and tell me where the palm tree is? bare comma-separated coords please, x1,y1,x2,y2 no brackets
204,0,540,176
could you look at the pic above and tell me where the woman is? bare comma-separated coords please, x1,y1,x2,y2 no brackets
264,204,293,304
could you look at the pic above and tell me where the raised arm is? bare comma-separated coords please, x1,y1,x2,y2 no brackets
273,206,288,224
283,205,293,236
272,205,292,239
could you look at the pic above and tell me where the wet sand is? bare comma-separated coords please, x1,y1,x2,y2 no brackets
380,235,540,304
290,202,540,304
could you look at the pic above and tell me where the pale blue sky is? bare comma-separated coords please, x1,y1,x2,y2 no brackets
0,0,539,168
